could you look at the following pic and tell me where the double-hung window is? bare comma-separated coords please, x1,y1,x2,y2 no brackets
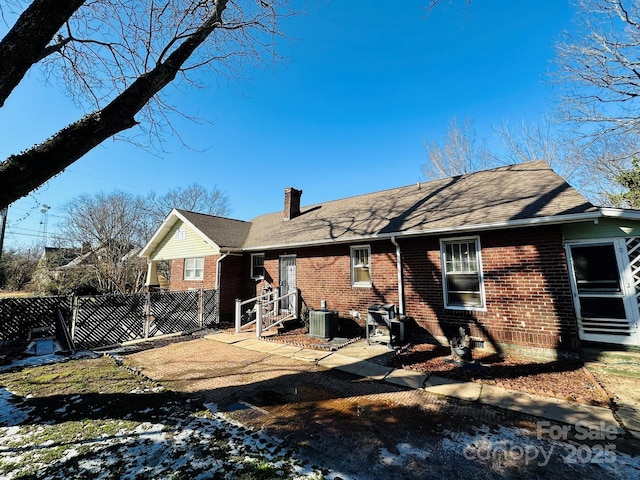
251,253,265,279
351,245,371,287
184,257,204,280
441,237,485,309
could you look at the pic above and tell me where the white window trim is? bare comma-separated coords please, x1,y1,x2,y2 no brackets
251,253,265,279
440,236,486,311
351,245,372,287
184,257,204,281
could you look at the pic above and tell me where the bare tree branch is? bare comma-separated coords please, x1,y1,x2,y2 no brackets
422,117,494,180
0,0,292,209
555,0,640,141
0,0,85,107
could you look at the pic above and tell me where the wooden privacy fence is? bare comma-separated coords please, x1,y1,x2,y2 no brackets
0,289,218,349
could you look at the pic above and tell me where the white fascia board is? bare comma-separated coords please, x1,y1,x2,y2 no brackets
139,208,221,259
139,209,181,258
242,211,604,252
599,207,640,220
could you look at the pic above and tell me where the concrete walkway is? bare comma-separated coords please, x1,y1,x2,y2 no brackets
205,332,638,439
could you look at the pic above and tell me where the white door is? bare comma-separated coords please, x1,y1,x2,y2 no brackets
279,255,296,311
566,239,640,346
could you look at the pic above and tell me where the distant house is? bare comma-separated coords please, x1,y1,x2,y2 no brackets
31,246,85,285
33,243,143,295
139,161,640,355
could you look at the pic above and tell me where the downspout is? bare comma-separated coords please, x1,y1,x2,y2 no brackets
215,253,229,323
215,253,229,291
391,236,405,316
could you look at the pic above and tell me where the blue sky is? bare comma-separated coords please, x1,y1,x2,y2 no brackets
1,0,576,249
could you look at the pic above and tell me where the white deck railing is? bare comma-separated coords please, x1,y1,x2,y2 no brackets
235,288,298,337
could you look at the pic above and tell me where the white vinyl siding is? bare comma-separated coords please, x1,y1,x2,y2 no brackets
184,257,204,280
150,221,218,260
441,237,485,310
351,245,371,287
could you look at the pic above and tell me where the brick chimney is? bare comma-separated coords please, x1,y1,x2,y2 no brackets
283,187,302,221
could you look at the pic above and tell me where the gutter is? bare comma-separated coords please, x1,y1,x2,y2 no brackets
243,211,605,252
599,207,640,220
391,236,405,316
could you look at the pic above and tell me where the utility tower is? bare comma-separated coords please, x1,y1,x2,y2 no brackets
39,204,51,245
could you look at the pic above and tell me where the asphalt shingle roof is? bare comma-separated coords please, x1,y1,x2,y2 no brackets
145,161,597,255
175,209,251,250
242,161,597,249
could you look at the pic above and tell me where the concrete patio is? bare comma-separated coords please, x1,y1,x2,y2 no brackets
205,331,638,438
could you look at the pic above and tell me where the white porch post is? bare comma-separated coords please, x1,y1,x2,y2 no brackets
274,286,280,316
256,302,263,337
235,299,241,333
145,259,159,287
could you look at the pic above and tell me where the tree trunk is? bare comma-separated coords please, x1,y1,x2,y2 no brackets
0,0,229,209
0,0,86,108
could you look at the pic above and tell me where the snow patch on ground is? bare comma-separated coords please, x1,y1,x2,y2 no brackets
0,395,327,479
0,388,33,426
0,350,98,373
379,442,431,466
441,424,640,477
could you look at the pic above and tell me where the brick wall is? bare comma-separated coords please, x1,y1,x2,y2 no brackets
242,243,399,321
169,255,218,292
240,225,578,352
402,226,577,351
169,255,244,321
218,255,243,322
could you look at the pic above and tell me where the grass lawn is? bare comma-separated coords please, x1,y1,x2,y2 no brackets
0,354,326,479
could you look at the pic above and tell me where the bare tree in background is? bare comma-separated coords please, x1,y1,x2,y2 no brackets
578,133,640,204
145,183,230,229
0,0,293,209
0,246,39,291
552,0,640,203
423,0,640,204
60,191,149,293
492,119,640,204
555,0,640,163
55,184,228,293
422,117,495,180
492,117,582,180
423,115,637,205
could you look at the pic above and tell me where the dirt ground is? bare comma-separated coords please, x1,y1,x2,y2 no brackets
586,362,640,435
121,337,640,479
391,342,610,406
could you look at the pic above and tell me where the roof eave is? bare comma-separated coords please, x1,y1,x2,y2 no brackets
216,247,244,254
139,208,221,259
599,207,640,220
242,211,603,252
139,209,180,259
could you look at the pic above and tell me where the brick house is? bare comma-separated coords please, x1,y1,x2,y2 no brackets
139,161,640,355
